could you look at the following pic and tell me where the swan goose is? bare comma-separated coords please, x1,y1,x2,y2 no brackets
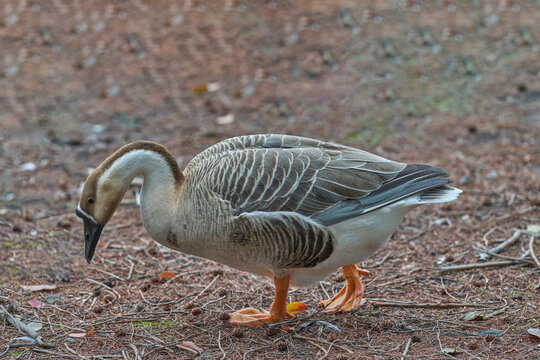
76,134,461,325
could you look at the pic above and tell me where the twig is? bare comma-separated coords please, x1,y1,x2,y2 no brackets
440,260,522,272
371,301,490,308
0,307,56,348
495,206,538,222
292,334,353,354
308,340,327,357
401,337,412,360
94,268,126,281
436,322,458,359
85,278,121,299
371,251,391,268
217,330,227,360
482,226,500,247
319,282,330,299
128,343,141,360
529,235,540,269
126,258,135,280
200,295,226,309
483,306,509,320
479,230,522,261
189,274,220,304
65,343,91,360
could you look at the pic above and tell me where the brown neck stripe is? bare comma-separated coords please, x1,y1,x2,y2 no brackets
99,141,184,185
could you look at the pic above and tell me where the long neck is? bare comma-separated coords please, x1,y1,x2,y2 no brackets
101,149,180,242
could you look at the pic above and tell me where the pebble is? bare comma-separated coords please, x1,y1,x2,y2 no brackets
459,175,471,185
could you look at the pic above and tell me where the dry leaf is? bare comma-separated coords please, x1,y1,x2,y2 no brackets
179,340,202,353
216,113,234,125
21,284,57,292
528,328,540,340
69,327,94,338
28,300,46,308
190,82,220,94
463,311,484,321
286,301,308,315
442,347,459,354
159,271,175,279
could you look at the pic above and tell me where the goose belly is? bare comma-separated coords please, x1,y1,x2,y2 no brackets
288,198,418,287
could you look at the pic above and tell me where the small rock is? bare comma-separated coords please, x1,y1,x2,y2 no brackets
106,85,120,97
486,170,498,179
19,162,37,172
43,294,59,304
169,15,184,26
3,65,19,77
458,175,471,185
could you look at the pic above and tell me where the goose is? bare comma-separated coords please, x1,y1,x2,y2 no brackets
76,134,461,325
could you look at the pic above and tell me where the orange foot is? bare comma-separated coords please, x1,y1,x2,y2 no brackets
230,307,293,325
230,275,293,326
319,265,370,312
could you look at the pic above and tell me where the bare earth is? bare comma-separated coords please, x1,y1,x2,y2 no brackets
1,1,539,359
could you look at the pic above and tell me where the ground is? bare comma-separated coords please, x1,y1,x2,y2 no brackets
1,1,539,359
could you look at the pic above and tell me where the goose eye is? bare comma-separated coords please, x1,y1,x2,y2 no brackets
88,197,95,205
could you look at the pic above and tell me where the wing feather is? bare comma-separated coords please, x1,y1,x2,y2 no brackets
184,134,406,218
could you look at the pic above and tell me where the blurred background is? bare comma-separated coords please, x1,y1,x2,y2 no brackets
0,1,539,358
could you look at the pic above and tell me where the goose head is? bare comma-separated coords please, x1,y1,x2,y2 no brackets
76,141,184,263
76,167,128,263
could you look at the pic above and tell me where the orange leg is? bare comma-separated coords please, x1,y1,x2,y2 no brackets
230,275,294,326
319,265,370,312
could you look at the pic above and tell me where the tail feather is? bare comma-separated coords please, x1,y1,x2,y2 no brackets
418,185,462,204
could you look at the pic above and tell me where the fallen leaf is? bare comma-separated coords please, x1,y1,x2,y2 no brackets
281,326,291,332
28,300,46,308
463,311,484,321
27,322,43,332
159,271,175,279
526,224,540,233
528,328,540,340
190,82,220,94
68,333,87,338
442,347,459,354
97,241,105,246
286,301,308,315
69,327,94,338
13,336,35,345
43,294,60,304
21,284,57,292
216,113,234,125
179,340,202,353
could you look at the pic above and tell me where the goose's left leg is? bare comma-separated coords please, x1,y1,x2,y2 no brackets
319,265,370,312
230,275,294,325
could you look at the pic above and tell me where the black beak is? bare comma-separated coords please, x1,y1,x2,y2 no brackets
76,208,104,263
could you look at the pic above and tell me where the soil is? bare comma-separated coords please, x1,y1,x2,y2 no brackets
1,1,539,359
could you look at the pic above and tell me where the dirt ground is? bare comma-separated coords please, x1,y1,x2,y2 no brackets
1,1,539,359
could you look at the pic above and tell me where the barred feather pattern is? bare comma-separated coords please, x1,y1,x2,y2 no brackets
181,134,407,269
